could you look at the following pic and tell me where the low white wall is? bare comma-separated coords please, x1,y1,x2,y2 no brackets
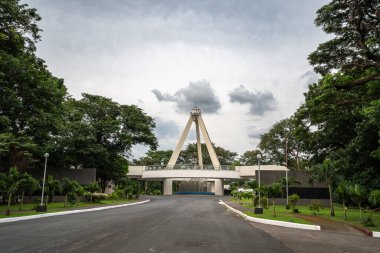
128,166,144,177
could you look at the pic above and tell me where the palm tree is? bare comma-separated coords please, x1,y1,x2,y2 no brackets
369,189,380,208
268,183,282,217
45,175,62,203
18,173,39,210
310,159,337,216
85,182,101,203
350,184,366,220
336,181,350,220
1,167,24,215
62,178,80,207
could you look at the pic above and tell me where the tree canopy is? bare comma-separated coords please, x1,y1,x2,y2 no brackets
0,0,158,190
308,0,380,88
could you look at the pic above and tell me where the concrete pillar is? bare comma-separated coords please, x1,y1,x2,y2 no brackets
214,179,223,196
163,179,173,195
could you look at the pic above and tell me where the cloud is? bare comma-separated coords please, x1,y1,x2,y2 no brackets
154,117,180,139
152,80,221,113
301,71,320,85
229,85,276,115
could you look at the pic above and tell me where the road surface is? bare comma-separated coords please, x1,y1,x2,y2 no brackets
0,196,290,253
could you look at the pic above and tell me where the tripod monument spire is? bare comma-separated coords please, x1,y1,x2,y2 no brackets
167,106,220,169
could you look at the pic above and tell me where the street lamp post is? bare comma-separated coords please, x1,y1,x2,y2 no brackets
285,138,289,207
254,153,263,214
36,153,49,212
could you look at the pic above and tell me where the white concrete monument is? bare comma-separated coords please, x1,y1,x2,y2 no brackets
164,107,223,195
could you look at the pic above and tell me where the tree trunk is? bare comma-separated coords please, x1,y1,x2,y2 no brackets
359,203,362,221
328,184,335,216
64,194,67,207
296,156,301,170
273,199,276,217
6,192,12,216
19,191,25,211
90,194,93,204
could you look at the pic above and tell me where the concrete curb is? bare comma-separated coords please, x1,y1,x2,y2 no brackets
373,231,380,238
219,200,321,231
0,199,150,224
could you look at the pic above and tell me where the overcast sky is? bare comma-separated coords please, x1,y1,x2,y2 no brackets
23,0,329,159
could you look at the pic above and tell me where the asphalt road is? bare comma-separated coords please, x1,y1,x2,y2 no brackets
0,196,291,253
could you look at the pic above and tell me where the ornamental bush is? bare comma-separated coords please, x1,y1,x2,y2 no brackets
309,200,321,215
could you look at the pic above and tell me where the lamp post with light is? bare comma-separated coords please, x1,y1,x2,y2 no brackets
36,153,49,212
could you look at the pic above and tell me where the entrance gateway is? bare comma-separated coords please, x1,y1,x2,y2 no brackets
127,107,289,195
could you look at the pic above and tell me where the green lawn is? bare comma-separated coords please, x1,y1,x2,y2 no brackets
244,210,313,224
0,198,140,219
232,198,380,231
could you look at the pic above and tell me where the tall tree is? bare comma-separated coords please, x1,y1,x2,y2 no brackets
258,117,310,170
308,0,380,88
55,94,157,190
0,0,67,170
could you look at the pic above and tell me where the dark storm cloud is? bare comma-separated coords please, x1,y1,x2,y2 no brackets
229,85,276,116
152,80,221,114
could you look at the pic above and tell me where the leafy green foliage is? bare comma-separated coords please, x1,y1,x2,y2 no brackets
1,167,23,215
289,193,300,213
369,189,380,207
349,183,366,220
310,159,338,216
61,177,80,207
309,200,322,215
133,150,172,166
55,94,157,190
239,150,263,166
45,175,62,203
258,117,310,170
177,143,238,165
0,0,66,171
308,0,380,88
268,183,282,217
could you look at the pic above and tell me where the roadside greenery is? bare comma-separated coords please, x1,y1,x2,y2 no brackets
233,198,380,232
0,198,140,219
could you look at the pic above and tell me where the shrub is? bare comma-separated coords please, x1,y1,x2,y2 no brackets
91,193,108,202
152,189,161,195
361,213,375,227
67,192,77,206
309,200,321,215
109,189,124,200
289,193,300,213
242,191,253,200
